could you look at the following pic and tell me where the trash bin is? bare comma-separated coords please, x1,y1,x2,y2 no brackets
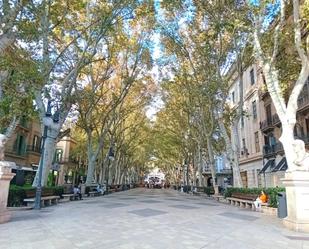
277,192,287,218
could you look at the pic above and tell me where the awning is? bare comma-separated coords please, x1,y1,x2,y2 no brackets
272,157,287,172
259,159,275,174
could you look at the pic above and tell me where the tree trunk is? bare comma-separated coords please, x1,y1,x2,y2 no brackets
231,122,243,187
32,130,57,186
86,159,96,185
197,143,204,187
206,137,218,195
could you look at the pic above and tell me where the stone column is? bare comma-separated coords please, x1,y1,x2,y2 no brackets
0,161,16,224
282,171,309,233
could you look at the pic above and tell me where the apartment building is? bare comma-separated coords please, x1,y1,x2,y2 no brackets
5,118,78,186
228,63,264,188
54,135,78,185
228,59,309,188
4,118,42,185
259,78,309,187
202,154,233,188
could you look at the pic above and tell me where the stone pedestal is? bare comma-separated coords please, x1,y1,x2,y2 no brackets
282,171,309,233
0,161,15,224
214,185,219,195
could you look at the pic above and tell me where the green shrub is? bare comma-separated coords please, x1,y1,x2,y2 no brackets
8,185,27,207
50,186,64,197
7,185,64,207
203,187,215,196
224,187,285,208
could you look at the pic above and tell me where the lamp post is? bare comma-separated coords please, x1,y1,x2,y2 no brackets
184,160,189,194
106,145,115,195
34,101,59,210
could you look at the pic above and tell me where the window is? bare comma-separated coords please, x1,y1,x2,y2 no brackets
250,68,255,85
252,100,257,119
54,149,63,163
232,91,235,103
242,138,246,149
241,116,244,128
266,105,272,124
14,134,26,156
255,132,260,153
32,135,40,152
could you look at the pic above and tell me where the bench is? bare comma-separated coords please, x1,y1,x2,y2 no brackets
213,195,224,201
226,193,268,210
23,196,60,207
86,184,104,197
108,188,116,194
88,191,101,197
192,187,204,196
62,194,79,201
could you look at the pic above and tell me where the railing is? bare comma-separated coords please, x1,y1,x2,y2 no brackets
297,94,309,110
219,168,232,174
27,145,41,154
259,87,269,99
260,119,274,131
296,135,309,144
272,113,281,126
263,142,284,156
274,142,284,153
240,147,249,157
202,167,232,174
8,145,27,156
263,144,275,157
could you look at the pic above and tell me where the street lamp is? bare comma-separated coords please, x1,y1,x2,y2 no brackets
184,160,190,194
34,100,59,209
105,145,115,195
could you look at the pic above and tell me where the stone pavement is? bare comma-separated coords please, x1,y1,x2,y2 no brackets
1,188,309,249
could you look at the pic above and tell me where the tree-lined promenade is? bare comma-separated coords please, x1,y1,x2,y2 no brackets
1,0,309,234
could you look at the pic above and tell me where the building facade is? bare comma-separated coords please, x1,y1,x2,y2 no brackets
259,77,309,187
5,119,78,186
202,154,233,188
228,60,309,188
228,63,264,188
4,118,41,185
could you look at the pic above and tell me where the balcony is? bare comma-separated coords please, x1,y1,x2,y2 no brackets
263,145,275,158
202,167,232,175
297,94,309,114
240,147,249,157
260,119,274,133
27,145,41,154
263,142,284,158
272,113,281,126
274,142,284,153
259,88,269,100
295,134,309,145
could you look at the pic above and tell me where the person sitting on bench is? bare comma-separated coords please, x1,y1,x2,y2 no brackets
254,191,267,211
96,184,105,195
73,185,82,200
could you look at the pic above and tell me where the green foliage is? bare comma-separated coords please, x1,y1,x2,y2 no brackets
224,187,286,208
203,187,215,196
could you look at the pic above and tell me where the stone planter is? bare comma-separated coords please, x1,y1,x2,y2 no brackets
262,206,277,216
0,161,16,223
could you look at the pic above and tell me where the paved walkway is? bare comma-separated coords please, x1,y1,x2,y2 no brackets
1,188,309,249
